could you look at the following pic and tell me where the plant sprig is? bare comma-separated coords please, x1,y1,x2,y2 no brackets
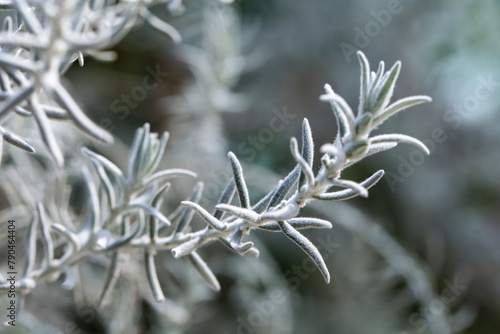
0,50,432,308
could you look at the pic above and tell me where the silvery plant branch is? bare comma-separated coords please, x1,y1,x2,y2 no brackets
0,51,432,306
0,0,183,166
0,123,197,307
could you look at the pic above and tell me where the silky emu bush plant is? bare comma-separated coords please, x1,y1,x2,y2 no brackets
0,0,432,327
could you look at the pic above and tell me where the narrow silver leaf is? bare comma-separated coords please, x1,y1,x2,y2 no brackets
131,125,151,179
98,252,121,309
172,237,206,258
127,126,145,181
314,170,384,201
90,159,116,209
145,250,165,302
328,179,368,198
290,137,315,188
141,8,182,43
146,132,169,175
357,50,370,116
320,84,354,139
369,60,401,113
370,133,430,155
267,165,300,209
103,211,145,252
366,142,397,156
374,95,432,128
30,98,64,166
125,203,171,227
368,61,385,102
343,143,396,169
37,202,54,267
187,252,220,292
215,204,260,224
299,118,314,188
213,179,236,220
142,168,197,188
0,127,35,154
175,181,203,233
278,221,330,283
22,212,38,276
82,167,101,235
181,201,226,231
228,152,250,209
42,105,68,120
82,147,125,184
149,183,171,244
52,81,113,144
259,217,332,231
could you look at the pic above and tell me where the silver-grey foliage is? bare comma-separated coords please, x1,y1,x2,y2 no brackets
0,0,184,166
0,47,432,306
0,2,444,332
